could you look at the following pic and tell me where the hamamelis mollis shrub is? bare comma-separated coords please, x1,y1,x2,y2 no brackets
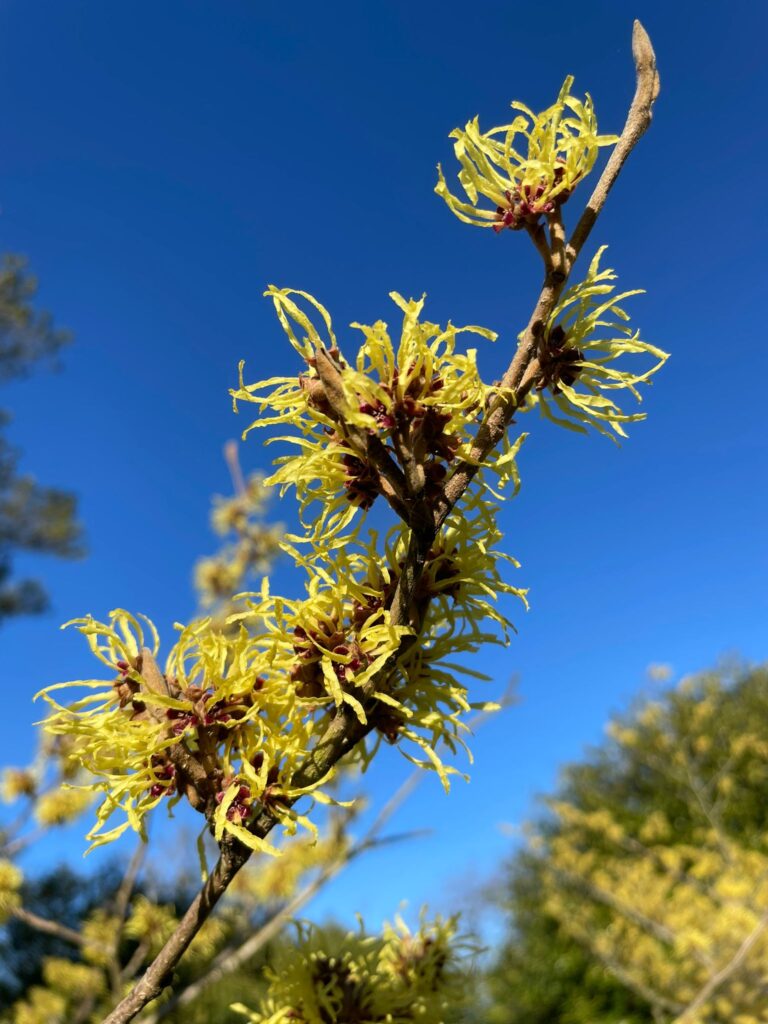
22,25,662,1023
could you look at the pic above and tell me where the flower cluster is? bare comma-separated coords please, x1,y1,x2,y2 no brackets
232,288,519,541
231,913,472,1024
38,289,525,855
525,247,669,438
436,76,617,232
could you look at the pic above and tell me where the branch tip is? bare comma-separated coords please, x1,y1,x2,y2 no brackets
632,20,660,104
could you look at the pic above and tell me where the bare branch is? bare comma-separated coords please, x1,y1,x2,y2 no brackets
224,439,247,496
12,906,85,946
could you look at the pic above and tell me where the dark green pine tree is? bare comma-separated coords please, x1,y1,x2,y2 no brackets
0,254,83,622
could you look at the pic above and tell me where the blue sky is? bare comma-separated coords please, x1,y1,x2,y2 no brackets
0,0,766,932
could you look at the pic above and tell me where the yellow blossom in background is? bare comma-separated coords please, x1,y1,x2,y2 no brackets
526,667,768,1023
41,958,106,1003
436,76,617,232
34,785,94,826
0,858,22,924
81,909,121,967
125,895,179,958
10,987,67,1024
232,912,472,1024
194,471,283,613
234,829,349,905
0,767,37,802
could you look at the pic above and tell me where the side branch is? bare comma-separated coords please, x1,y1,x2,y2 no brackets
12,906,85,946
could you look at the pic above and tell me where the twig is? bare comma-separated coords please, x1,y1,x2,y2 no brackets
121,938,152,984
1,822,47,857
224,440,247,496
12,906,85,946
106,840,148,996
100,836,252,1024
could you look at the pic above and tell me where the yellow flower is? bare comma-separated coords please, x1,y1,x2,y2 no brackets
11,987,67,1024
527,247,669,439
1,767,37,802
125,895,178,957
34,785,94,826
42,958,105,1001
232,912,471,1024
436,76,618,231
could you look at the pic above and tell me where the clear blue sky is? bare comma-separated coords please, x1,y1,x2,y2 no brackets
0,0,766,931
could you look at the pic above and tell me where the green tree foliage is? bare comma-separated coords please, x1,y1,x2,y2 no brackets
0,254,83,623
484,664,768,1024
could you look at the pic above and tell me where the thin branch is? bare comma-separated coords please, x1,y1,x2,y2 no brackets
525,222,554,272
1,822,47,857
224,440,247,496
105,840,148,997
121,938,152,984
12,906,85,946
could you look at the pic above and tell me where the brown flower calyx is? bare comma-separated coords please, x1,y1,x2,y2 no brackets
291,620,371,700
308,955,375,1024
147,755,176,799
493,164,575,233
291,620,344,698
215,777,253,823
370,703,405,744
537,324,585,394
341,450,380,509
248,757,288,816
112,657,147,717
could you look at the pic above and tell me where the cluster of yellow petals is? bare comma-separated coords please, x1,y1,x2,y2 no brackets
232,288,520,541
37,283,526,855
436,76,618,230
232,913,471,1024
526,247,669,439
